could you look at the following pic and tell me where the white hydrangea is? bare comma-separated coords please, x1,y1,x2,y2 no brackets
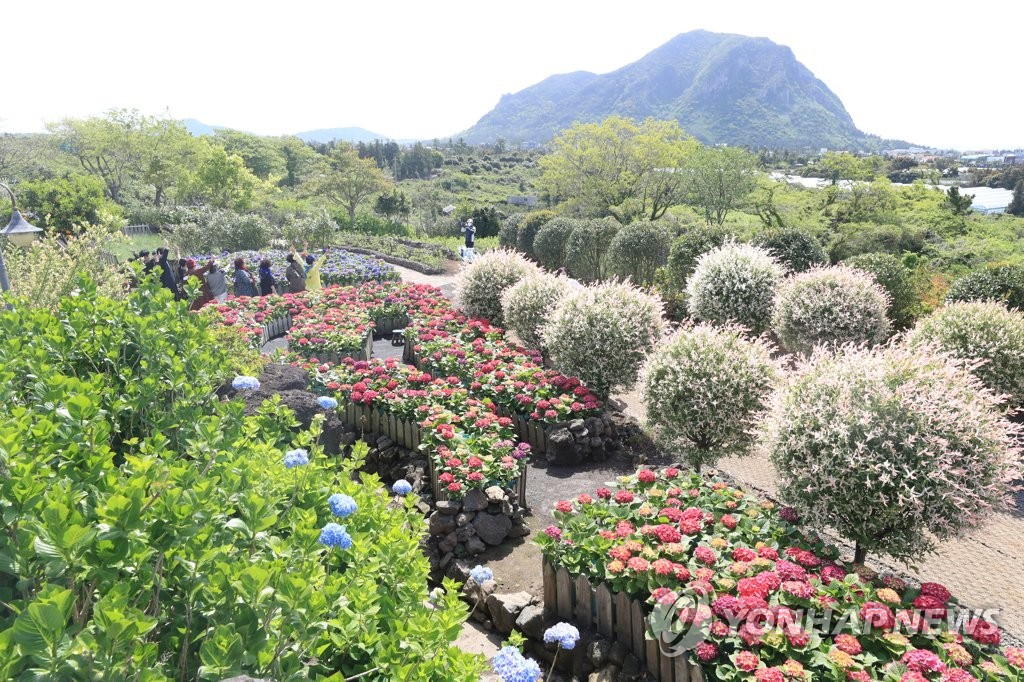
542,281,666,398
772,265,891,356
640,323,780,471
906,300,1024,410
686,242,784,335
759,343,1020,563
454,249,540,326
501,274,573,350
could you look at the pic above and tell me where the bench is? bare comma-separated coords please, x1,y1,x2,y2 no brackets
390,329,406,346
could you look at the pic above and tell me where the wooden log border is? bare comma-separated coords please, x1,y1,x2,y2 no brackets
542,557,705,682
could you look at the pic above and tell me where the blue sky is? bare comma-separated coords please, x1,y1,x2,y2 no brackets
3,0,1021,150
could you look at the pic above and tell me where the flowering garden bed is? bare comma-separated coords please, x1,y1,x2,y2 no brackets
192,248,399,288
537,467,1023,682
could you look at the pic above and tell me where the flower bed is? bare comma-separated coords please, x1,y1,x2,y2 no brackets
191,248,399,288
538,467,1020,682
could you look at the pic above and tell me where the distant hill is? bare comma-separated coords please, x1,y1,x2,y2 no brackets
294,127,389,144
460,30,876,150
182,118,220,136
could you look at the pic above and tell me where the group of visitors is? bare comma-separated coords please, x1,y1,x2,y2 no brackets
134,242,323,306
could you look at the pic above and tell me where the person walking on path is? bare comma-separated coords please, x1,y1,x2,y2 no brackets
206,260,228,303
232,257,258,297
285,250,306,293
258,258,277,296
460,218,476,262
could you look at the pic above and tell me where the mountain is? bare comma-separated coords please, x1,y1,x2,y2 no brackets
460,30,871,150
182,118,220,136
294,127,389,144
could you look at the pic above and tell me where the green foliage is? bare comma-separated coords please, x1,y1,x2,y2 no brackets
176,142,263,211
277,209,339,249
16,174,123,232
373,189,411,223
306,144,392,224
607,220,671,286
663,225,729,290
335,210,414,237
564,218,620,283
469,205,501,238
942,186,974,216
0,281,484,680
333,233,454,271
751,228,827,273
1007,180,1024,217
826,222,926,263
531,217,578,270
684,146,759,226
517,209,555,256
946,264,1024,310
170,207,272,253
498,213,523,249
843,252,919,329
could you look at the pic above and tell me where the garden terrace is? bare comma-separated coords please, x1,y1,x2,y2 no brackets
190,248,399,288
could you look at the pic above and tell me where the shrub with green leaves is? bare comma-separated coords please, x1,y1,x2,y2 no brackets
0,281,484,681
277,209,339,249
640,323,779,471
501,273,573,350
772,265,891,356
752,228,828,273
542,281,666,398
664,226,729,290
516,209,555,256
759,343,1020,563
564,218,620,283
907,300,1024,410
607,220,671,286
946,264,1024,310
686,242,784,335
843,252,919,329
531,217,578,270
171,206,272,253
454,248,540,326
498,212,523,249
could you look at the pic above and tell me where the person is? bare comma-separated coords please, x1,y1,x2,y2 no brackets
285,251,306,293
176,258,189,297
156,247,179,297
460,218,477,262
258,258,276,296
303,251,323,292
233,257,258,297
206,260,228,303
185,259,213,310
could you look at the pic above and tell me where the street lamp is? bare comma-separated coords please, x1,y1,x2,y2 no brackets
0,181,43,293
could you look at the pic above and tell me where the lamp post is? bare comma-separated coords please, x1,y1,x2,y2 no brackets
0,182,43,293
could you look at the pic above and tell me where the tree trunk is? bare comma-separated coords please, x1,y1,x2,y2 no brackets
854,542,867,565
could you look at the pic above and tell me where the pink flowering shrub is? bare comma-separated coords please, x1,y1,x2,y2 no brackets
759,343,1020,563
455,248,540,326
501,273,573,351
640,323,780,471
686,242,785,335
907,300,1024,410
772,265,891,356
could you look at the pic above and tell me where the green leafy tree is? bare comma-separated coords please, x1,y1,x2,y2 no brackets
307,145,392,225
607,220,672,286
215,129,288,181
1007,180,1024,217
817,151,883,185
942,186,974,216
16,174,122,232
538,116,698,223
176,142,262,211
142,118,200,206
374,190,411,223
565,218,620,282
684,146,759,226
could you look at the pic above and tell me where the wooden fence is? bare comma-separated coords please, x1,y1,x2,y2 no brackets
122,224,158,236
543,558,705,682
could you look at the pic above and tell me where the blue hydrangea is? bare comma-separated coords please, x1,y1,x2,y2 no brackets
316,396,338,410
232,375,260,391
543,622,580,650
392,479,413,496
319,522,352,549
283,448,309,469
469,565,493,584
328,493,357,518
491,646,542,682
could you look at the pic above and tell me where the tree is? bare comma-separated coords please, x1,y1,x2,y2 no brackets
538,116,698,223
373,190,410,223
942,186,974,216
176,141,262,210
17,174,122,232
142,118,200,206
684,146,759,225
307,145,391,225
817,151,882,185
1007,180,1024,217
215,129,287,181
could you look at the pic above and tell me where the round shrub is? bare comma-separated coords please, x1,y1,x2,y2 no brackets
664,226,729,289
501,273,573,350
843,252,918,330
946,264,1024,310
640,323,779,471
607,220,672,286
772,266,891,356
532,217,578,270
686,242,784,335
498,212,523,249
542,281,666,398
760,343,1019,563
517,209,556,256
752,229,828,273
906,300,1024,410
455,248,540,326
564,218,620,283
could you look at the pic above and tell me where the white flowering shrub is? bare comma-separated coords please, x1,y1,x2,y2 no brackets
454,248,540,326
501,273,572,350
640,323,779,471
772,265,891,356
759,343,1020,563
686,242,784,335
542,281,666,398
907,300,1024,410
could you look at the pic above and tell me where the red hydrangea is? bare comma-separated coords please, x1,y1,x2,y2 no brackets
834,634,862,655
735,651,759,672
860,601,896,631
754,668,785,682
614,490,635,504
555,500,573,513
694,642,718,662
901,649,946,674
919,582,952,603
694,546,717,565
637,469,657,483
965,618,1000,645
596,487,611,499
654,524,682,543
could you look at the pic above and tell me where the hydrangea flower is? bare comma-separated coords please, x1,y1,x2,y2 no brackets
283,448,309,468
491,646,542,682
543,622,580,650
319,522,352,549
392,479,413,495
316,396,339,410
232,375,260,390
328,493,357,518
469,565,493,584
